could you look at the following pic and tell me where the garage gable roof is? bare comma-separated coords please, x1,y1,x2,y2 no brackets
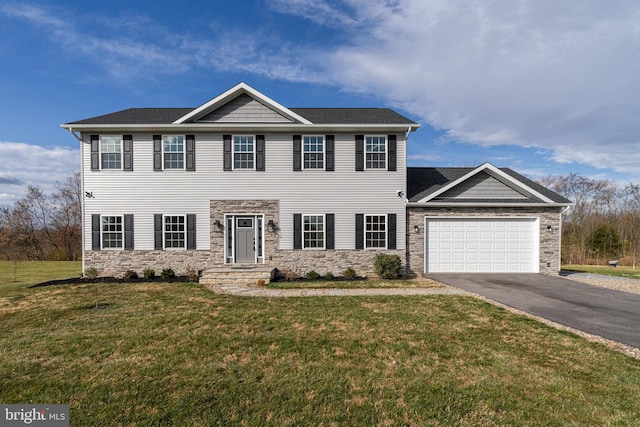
408,163,572,205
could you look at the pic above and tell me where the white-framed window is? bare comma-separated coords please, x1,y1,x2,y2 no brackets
163,135,185,169
366,215,386,248
164,215,186,249
303,215,325,249
365,136,386,169
100,136,122,169
101,215,123,249
234,135,254,169
303,136,324,169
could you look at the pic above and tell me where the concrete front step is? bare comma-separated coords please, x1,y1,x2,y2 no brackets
200,266,274,286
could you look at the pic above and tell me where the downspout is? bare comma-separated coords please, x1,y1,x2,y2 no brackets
404,126,413,276
404,126,412,204
66,127,85,277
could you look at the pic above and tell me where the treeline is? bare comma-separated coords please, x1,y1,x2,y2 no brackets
540,173,640,266
0,173,81,262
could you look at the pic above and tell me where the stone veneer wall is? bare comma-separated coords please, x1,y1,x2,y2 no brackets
209,199,280,268
406,206,563,276
85,250,215,277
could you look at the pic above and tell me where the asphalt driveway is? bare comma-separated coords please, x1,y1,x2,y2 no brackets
427,273,640,349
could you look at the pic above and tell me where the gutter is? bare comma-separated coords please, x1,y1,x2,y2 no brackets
60,123,421,134
405,202,574,208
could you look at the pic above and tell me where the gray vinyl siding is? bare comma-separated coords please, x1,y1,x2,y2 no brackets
81,132,407,252
436,171,529,200
197,94,294,123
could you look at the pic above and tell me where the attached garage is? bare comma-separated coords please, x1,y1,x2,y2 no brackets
406,164,573,276
425,217,539,273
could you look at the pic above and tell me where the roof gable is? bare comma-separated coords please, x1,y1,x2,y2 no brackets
173,82,312,125
195,93,294,123
408,163,572,205
436,171,531,200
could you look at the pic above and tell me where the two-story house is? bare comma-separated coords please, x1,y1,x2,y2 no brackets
62,82,571,282
62,83,419,281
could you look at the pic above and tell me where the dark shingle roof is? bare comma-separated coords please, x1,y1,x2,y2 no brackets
67,108,192,125
290,108,417,124
67,107,418,126
407,167,572,204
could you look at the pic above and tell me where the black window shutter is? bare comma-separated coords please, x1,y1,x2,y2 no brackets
92,214,101,250
124,214,134,250
325,135,335,171
154,214,163,250
187,214,196,250
387,213,397,250
293,213,302,249
90,135,100,171
123,135,133,171
355,135,364,171
387,134,397,171
186,135,195,171
293,135,302,171
153,135,162,171
223,134,232,171
256,135,265,171
326,213,335,250
355,214,364,250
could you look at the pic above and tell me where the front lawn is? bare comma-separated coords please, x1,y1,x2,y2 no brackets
0,260,82,290
2,279,640,425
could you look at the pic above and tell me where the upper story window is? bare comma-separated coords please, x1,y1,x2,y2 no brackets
303,215,325,249
234,136,254,169
164,215,186,249
163,136,185,169
365,136,387,169
365,215,386,248
101,215,123,249
100,136,122,169
303,136,324,169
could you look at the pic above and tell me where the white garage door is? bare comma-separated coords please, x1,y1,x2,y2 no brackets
425,218,539,273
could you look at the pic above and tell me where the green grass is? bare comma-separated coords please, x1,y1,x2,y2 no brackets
2,265,640,425
563,264,640,279
0,261,82,290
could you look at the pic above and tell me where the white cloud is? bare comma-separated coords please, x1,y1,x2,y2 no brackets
0,142,78,206
271,0,640,179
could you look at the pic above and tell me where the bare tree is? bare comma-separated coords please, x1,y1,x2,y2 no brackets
51,172,82,261
0,172,82,263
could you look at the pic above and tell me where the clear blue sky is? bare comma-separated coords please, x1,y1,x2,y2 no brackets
1,0,639,204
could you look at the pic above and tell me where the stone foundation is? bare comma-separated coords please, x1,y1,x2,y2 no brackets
84,248,405,279
85,250,215,278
